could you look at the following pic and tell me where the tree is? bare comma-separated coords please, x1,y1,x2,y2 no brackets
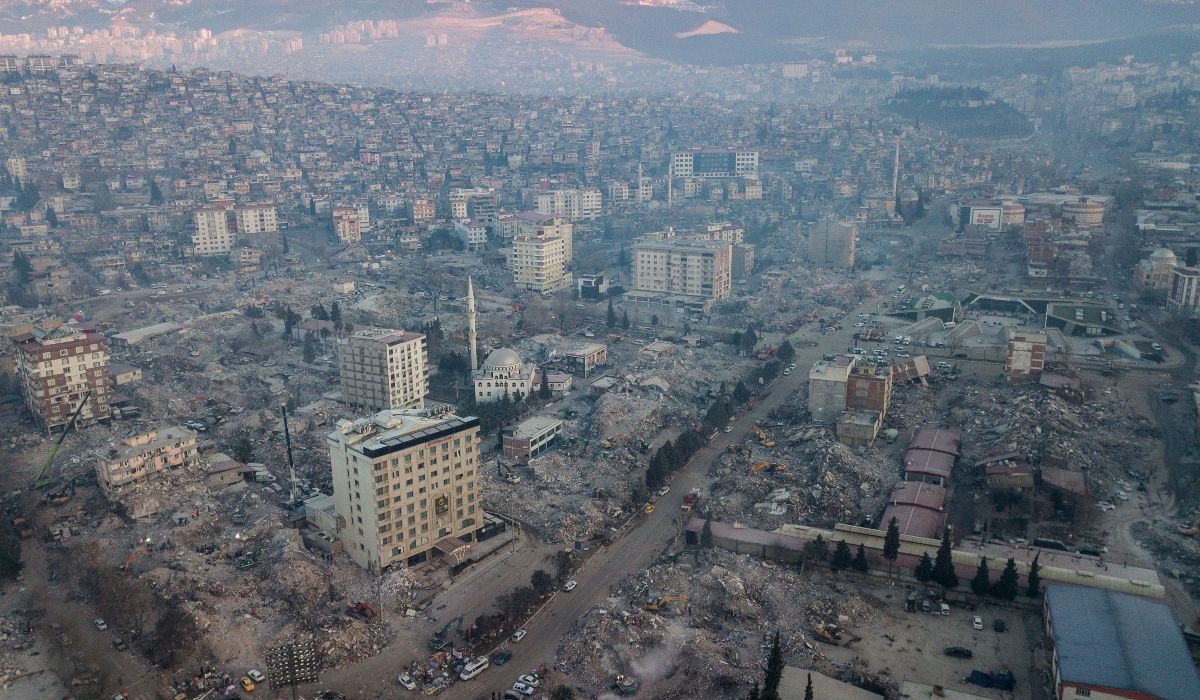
232,437,255,464
311,301,328,320
994,558,1020,601
606,299,616,328
0,521,22,580
651,314,659,326
805,673,814,700
971,556,991,596
45,205,57,227
12,251,30,285
761,632,783,700
149,179,164,205
700,519,714,549
16,178,38,211
776,339,795,364
739,327,758,354
932,530,959,592
330,301,342,324
1026,553,1042,598
303,331,317,363
915,552,933,583
801,534,826,576
538,370,552,400
883,516,901,579
1189,247,1199,267
831,540,852,573
852,543,869,573
531,569,553,597
621,311,630,330
748,683,760,700
550,687,575,700
733,381,751,404
148,606,201,669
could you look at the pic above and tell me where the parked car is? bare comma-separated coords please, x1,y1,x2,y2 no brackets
562,580,577,592
510,629,527,643
94,619,108,631
398,673,416,690
940,603,951,615
493,650,513,665
247,670,265,684
518,675,539,688
511,682,535,696
944,647,973,659
657,486,670,496
239,677,255,692
972,616,983,630
993,619,1006,633
112,639,127,651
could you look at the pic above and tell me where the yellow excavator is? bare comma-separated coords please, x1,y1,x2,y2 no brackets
602,434,628,450
123,547,148,571
1179,514,1200,536
643,595,688,613
749,462,787,475
814,622,843,645
751,426,775,448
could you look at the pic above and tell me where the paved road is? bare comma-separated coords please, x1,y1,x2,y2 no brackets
412,296,892,700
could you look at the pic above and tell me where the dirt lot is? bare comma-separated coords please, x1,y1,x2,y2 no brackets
819,583,1041,700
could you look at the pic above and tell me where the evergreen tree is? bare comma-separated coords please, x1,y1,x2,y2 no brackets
12,250,30,285
852,543,869,573
733,381,751,404
1188,247,1199,267
1026,553,1042,598
621,311,630,330
538,370,552,400
45,205,57,227
330,300,342,324
777,339,795,363
804,673,813,700
831,540,852,573
0,520,22,580
915,552,933,583
149,180,164,205
700,519,714,549
303,331,317,363
748,683,760,700
994,557,1020,601
761,632,783,700
971,556,991,596
932,530,959,592
883,516,901,579
606,299,616,328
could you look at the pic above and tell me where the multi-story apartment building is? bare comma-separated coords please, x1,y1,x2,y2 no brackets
511,235,570,293
1167,266,1200,313
233,204,278,236
333,207,361,243
608,180,629,201
14,324,112,429
845,364,894,418
533,188,602,221
671,148,759,179
454,219,488,252
514,212,573,261
192,207,233,256
631,231,732,302
328,408,482,569
807,220,857,268
412,198,436,224
95,426,199,495
339,329,428,412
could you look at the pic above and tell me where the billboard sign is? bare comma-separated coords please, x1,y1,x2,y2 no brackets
970,207,1003,229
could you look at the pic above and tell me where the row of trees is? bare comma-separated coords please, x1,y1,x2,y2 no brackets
644,429,706,490
911,531,1043,599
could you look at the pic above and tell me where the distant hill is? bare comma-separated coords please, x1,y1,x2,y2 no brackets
884,86,1034,139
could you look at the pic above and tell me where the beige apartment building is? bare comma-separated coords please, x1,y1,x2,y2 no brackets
511,235,571,293
328,408,482,569
95,426,199,495
631,231,732,301
14,324,112,429
234,204,279,235
339,329,429,412
192,207,233,256
808,221,857,268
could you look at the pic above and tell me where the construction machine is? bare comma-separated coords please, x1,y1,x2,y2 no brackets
748,462,771,475
605,645,639,695
11,517,33,538
643,595,688,613
34,391,91,489
123,547,148,571
813,622,842,645
727,444,748,455
1179,514,1200,536
345,602,379,621
602,435,628,450
750,426,775,448
426,614,463,650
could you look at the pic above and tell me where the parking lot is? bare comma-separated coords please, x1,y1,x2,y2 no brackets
820,584,1044,699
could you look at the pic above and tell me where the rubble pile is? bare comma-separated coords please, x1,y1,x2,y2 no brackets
0,611,34,687
552,549,892,698
1130,521,1200,600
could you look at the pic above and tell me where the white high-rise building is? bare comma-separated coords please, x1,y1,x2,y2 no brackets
670,148,759,179
339,329,429,412
233,204,278,235
192,207,232,256
511,235,571,293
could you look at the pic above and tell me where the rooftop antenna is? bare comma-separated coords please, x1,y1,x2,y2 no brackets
281,403,298,505
892,134,902,199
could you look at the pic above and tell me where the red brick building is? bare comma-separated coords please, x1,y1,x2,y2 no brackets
845,364,893,417
14,324,112,429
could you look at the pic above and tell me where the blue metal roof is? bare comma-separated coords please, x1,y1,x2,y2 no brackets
1045,584,1200,700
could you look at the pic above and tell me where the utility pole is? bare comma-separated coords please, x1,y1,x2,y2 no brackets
281,403,298,505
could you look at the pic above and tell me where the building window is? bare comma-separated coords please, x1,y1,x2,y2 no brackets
1073,691,1090,698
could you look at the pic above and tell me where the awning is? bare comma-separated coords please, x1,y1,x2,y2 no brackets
434,537,471,560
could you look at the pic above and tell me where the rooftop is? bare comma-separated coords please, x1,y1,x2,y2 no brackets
1045,584,1200,700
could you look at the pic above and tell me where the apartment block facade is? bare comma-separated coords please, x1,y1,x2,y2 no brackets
233,204,279,235
632,232,732,301
329,409,482,569
192,207,233,256
14,324,113,428
339,329,428,412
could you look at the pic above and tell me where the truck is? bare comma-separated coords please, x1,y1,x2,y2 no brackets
681,489,702,514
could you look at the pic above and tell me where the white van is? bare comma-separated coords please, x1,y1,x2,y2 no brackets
943,321,957,329
460,656,489,681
